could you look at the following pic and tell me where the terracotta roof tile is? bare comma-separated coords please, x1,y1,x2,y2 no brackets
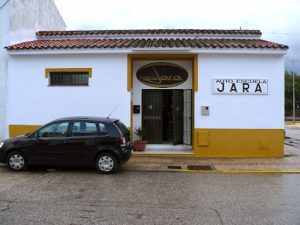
6,38,288,50
36,29,262,37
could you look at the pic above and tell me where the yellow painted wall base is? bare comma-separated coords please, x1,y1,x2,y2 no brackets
9,124,41,138
193,128,284,158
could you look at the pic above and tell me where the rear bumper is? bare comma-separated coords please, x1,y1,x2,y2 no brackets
119,144,132,164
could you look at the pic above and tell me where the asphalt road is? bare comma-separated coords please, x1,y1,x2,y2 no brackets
0,167,299,225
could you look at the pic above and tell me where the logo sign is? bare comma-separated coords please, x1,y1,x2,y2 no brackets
136,63,188,88
212,79,268,95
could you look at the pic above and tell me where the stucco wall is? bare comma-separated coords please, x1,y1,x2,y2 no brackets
0,0,11,140
195,53,285,129
7,54,130,136
10,0,66,43
6,52,285,137
0,0,66,140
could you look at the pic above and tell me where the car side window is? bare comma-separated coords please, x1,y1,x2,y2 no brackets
71,122,98,137
98,122,108,134
38,122,69,138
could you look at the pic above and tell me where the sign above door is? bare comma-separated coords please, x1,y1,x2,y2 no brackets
136,62,188,88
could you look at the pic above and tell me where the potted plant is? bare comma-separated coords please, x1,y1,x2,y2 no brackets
133,127,147,151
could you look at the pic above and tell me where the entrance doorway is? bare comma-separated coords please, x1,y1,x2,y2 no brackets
142,89,192,145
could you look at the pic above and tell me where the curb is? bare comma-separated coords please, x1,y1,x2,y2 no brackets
124,168,300,174
179,170,300,174
285,124,300,127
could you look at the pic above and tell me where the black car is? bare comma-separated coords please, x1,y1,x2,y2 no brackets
0,117,132,174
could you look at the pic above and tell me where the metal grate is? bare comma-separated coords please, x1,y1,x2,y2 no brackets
50,72,89,86
187,165,214,171
168,166,182,170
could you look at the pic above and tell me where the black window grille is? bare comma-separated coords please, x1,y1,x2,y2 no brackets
49,72,89,86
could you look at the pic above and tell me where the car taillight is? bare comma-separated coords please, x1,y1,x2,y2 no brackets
119,136,126,147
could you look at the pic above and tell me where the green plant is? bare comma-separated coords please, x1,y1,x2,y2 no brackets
134,127,144,140
285,70,300,115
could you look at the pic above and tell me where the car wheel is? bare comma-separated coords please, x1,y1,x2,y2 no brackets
7,151,27,171
95,153,118,174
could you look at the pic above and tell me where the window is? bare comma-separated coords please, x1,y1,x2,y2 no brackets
38,122,69,138
71,122,98,137
50,72,88,86
98,122,108,134
45,68,92,86
114,120,129,135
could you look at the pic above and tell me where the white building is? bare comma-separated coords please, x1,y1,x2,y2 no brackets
4,28,288,157
0,0,65,140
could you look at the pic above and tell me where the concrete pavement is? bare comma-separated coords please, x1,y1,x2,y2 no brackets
124,144,300,173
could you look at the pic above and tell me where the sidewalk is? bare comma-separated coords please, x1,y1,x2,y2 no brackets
122,125,300,174
122,145,300,173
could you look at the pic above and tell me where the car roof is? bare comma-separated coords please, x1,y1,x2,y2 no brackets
52,116,119,123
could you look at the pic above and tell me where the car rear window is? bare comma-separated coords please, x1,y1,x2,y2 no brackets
114,121,129,135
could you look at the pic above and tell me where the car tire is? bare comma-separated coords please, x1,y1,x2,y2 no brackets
7,151,27,171
95,153,118,174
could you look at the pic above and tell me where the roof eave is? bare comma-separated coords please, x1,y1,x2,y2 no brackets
36,34,262,40
6,47,288,56
35,29,262,39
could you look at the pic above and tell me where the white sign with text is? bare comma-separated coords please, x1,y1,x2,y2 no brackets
212,79,268,95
